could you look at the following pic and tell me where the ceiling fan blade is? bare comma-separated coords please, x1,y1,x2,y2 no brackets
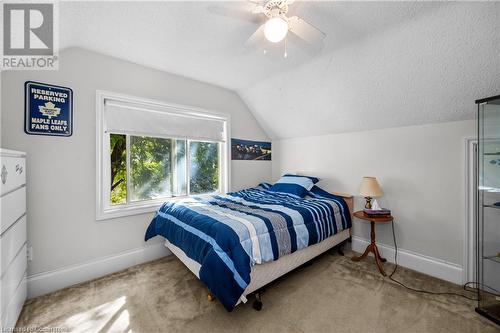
287,30,324,56
244,24,265,49
288,16,326,46
206,4,263,24
252,5,266,14
287,0,303,17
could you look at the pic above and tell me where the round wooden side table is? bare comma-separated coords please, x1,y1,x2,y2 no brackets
351,210,393,276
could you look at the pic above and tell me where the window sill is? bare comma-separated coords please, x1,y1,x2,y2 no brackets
96,192,221,221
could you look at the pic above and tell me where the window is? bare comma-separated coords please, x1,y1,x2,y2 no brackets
97,91,229,220
109,135,221,205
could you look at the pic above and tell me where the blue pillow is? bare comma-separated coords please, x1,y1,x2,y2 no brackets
269,174,319,198
284,173,319,184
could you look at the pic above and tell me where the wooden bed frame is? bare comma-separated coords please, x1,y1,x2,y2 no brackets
332,191,354,237
163,190,354,310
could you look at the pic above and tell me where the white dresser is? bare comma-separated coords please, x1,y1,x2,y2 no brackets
0,149,27,331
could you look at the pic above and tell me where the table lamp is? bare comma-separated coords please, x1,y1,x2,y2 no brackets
359,176,383,209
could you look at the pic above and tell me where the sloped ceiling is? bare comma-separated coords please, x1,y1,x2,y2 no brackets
59,1,500,139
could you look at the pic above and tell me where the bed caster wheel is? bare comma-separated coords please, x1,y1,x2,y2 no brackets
253,292,263,311
207,292,215,302
252,300,263,311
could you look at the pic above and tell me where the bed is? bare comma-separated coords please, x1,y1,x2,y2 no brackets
145,183,353,312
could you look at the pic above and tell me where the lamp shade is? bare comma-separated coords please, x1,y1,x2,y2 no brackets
359,177,383,197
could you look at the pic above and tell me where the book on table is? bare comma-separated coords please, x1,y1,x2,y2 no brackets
363,208,391,217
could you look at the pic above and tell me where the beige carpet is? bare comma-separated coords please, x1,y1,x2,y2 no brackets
17,250,499,333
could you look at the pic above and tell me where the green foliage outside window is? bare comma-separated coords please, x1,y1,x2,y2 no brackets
189,141,219,194
110,134,126,204
109,133,220,205
130,136,173,201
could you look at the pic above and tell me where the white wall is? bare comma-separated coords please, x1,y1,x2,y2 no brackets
1,48,271,294
273,120,475,271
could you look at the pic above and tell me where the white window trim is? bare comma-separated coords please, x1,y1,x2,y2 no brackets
96,90,231,221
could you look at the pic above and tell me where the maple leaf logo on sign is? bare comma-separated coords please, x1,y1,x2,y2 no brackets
38,101,61,119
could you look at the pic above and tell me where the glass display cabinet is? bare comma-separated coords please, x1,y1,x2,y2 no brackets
476,94,500,325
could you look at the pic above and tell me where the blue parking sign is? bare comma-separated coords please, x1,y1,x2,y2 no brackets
25,81,73,136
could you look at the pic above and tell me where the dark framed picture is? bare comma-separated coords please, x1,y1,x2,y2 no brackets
231,138,271,161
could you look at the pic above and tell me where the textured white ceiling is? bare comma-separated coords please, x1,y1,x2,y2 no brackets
240,2,500,138
60,1,500,139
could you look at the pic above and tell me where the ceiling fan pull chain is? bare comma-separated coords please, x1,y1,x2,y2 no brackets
284,37,288,58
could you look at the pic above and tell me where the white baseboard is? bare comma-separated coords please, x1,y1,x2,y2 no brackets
350,236,463,285
27,242,171,299
27,238,463,299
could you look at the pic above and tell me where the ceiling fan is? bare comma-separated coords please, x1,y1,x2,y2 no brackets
248,0,326,47
209,0,326,58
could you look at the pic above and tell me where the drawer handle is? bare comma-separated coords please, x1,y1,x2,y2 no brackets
1,165,7,184
15,164,23,174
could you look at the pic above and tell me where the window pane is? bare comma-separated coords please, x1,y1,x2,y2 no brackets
130,136,173,201
110,134,127,205
189,141,219,194
174,139,187,196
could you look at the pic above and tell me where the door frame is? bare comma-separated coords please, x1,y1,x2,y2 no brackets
464,136,499,283
464,137,477,284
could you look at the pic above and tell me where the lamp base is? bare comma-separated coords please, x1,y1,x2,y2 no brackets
364,197,372,209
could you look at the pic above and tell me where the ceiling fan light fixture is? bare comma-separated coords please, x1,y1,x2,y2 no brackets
264,17,288,43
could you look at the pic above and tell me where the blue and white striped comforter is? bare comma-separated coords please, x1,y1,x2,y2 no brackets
144,184,351,311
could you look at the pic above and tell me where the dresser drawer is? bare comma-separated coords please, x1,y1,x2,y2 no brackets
1,216,27,277
0,157,26,196
1,275,26,331
0,244,27,315
0,187,26,235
